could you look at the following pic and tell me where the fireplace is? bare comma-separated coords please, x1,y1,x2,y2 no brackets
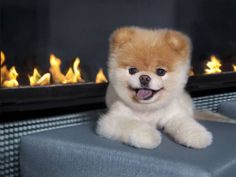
1,0,236,176
1,0,236,113
1,1,236,116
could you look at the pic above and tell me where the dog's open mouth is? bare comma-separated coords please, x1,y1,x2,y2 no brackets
134,88,162,100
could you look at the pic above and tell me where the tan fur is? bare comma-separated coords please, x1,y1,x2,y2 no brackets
194,110,236,123
110,27,191,72
97,27,213,149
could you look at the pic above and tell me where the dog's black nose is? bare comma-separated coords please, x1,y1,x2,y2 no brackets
139,75,151,87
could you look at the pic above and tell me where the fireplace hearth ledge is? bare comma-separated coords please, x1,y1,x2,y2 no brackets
0,83,107,113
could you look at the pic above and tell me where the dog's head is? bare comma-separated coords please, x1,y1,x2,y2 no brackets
108,27,192,110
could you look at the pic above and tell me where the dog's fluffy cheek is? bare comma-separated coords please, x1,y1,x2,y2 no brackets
154,72,187,104
109,68,128,86
127,75,140,88
110,68,135,100
163,75,183,98
163,64,189,94
149,76,163,91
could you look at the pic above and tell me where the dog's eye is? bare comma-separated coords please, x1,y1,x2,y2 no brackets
156,68,166,76
128,67,139,75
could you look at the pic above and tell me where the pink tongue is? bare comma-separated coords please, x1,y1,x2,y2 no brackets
136,89,153,100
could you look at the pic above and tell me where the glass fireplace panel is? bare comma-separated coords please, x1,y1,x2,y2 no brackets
176,0,236,75
0,0,236,88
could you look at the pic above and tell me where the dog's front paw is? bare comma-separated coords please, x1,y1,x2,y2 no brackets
128,126,161,149
176,127,213,149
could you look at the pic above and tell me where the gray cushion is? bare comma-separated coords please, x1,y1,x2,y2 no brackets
20,121,236,177
218,101,236,119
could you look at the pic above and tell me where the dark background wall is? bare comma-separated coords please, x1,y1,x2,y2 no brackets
176,0,236,74
0,0,49,84
1,0,236,84
48,0,177,80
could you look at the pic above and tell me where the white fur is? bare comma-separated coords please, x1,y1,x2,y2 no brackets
96,29,213,149
98,84,212,149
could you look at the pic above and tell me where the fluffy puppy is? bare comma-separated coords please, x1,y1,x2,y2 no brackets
96,27,213,149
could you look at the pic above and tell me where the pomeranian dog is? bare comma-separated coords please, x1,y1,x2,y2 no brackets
96,27,213,149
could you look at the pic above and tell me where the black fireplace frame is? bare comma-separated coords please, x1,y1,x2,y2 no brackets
1,73,236,122
0,82,106,113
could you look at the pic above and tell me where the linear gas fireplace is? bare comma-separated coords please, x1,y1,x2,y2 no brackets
1,1,236,177
0,0,236,114
1,52,108,87
0,51,109,114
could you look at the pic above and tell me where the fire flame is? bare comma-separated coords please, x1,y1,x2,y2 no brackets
1,51,5,65
73,58,84,82
29,68,51,86
3,66,19,87
96,68,108,83
49,54,65,83
1,51,19,88
1,51,107,87
205,55,222,74
49,54,84,84
233,64,236,72
1,51,6,83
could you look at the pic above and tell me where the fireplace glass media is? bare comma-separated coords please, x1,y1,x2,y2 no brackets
0,0,236,112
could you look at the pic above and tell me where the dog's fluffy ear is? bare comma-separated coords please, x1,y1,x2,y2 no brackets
165,30,192,57
110,27,135,50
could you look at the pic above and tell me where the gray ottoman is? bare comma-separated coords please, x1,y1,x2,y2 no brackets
218,101,236,119
20,121,236,177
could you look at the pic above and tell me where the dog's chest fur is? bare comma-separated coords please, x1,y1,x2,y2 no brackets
107,84,193,129
131,98,184,128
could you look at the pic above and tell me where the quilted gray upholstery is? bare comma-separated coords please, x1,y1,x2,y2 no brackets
20,121,236,177
218,101,236,119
